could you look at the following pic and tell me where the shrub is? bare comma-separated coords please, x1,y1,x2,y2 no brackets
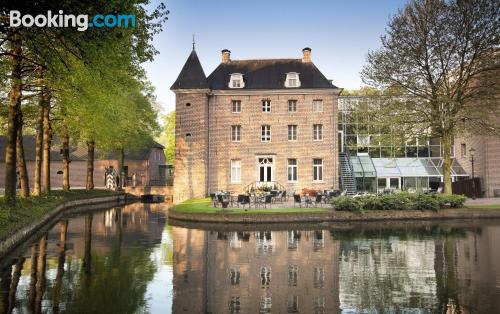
358,195,383,210
332,192,467,212
331,196,362,212
413,194,441,211
435,194,467,208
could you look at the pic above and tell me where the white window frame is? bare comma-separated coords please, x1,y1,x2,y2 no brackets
262,99,271,112
232,100,241,113
287,159,298,182
231,125,241,142
285,72,301,88
230,160,241,184
288,99,297,112
313,124,323,141
288,125,297,141
312,99,323,112
261,125,271,142
313,159,323,182
229,73,245,89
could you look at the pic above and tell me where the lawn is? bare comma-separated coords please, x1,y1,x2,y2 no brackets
0,189,117,242
173,198,330,214
466,204,500,210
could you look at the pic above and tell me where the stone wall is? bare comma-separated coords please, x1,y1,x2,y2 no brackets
173,90,210,203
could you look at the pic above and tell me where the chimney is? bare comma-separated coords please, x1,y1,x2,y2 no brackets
302,47,311,63
221,49,231,63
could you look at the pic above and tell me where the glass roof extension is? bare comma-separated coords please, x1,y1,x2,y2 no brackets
351,157,469,178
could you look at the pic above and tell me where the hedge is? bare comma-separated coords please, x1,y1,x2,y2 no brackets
331,193,467,212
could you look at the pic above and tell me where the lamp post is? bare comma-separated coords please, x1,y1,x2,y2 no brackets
469,148,476,200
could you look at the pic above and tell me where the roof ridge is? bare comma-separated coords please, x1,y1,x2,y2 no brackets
228,58,302,62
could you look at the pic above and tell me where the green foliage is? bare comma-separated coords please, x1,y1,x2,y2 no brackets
436,194,467,208
332,193,468,212
331,196,363,212
158,111,175,163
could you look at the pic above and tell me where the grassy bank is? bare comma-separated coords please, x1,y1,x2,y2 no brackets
173,198,329,214
0,189,117,242
466,204,500,210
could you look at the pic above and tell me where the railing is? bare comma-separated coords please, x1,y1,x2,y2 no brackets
123,177,173,187
339,152,356,194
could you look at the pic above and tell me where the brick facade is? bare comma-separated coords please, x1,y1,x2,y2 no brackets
454,135,500,197
172,89,340,202
173,90,210,202
207,91,339,194
171,48,341,203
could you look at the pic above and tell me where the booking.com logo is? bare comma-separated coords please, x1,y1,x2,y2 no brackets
9,10,136,31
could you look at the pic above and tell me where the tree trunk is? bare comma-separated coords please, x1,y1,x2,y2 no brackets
62,130,70,191
8,257,25,314
118,147,125,189
442,131,453,194
16,113,30,198
28,244,38,311
83,214,93,275
41,93,52,194
86,141,95,190
53,220,67,314
4,32,23,204
35,234,47,314
33,79,46,196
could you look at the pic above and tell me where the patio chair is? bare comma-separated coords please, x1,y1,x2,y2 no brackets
263,194,273,208
293,194,302,207
210,192,217,207
315,194,323,207
236,194,250,208
294,194,311,208
274,191,285,203
279,190,287,202
217,194,229,208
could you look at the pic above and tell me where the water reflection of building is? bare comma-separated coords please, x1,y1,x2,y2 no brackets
452,225,500,313
172,228,340,314
338,238,438,312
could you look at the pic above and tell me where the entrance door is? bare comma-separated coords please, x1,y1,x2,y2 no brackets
257,157,273,182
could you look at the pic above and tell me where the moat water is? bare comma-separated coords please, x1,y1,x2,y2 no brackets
0,202,499,313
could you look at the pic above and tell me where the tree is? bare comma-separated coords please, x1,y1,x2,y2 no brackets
158,111,175,164
1,0,168,200
361,0,500,194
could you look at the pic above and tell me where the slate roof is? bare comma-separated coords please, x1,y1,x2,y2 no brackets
207,58,338,90
170,49,208,90
0,136,164,162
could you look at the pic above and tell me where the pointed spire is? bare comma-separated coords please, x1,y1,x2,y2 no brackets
192,33,195,50
171,48,208,90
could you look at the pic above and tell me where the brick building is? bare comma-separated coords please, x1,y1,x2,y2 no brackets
454,135,500,197
0,136,167,189
171,48,341,203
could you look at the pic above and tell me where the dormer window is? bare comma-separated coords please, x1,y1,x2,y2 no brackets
285,72,301,88
229,73,245,89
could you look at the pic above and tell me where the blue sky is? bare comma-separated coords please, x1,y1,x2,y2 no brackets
143,0,408,114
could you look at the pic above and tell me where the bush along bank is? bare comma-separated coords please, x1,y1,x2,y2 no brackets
331,193,467,212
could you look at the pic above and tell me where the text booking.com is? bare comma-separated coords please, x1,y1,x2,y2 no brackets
10,10,136,31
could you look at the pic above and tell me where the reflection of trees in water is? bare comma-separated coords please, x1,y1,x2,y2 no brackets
1,204,163,314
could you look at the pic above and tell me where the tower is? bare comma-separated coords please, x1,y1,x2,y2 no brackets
171,48,210,203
